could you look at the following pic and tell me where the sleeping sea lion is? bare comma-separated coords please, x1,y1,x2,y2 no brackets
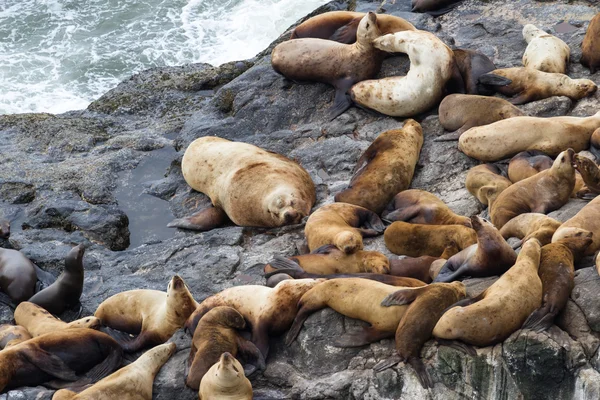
522,24,570,74
199,352,252,400
465,164,512,208
507,151,553,183
14,302,100,338
581,13,600,74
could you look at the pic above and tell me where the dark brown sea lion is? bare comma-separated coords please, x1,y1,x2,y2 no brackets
290,11,415,44
382,189,471,227
581,13,600,74
434,216,517,282
523,232,593,332
0,324,32,349
507,150,553,183
186,306,264,390
573,154,600,199
28,244,85,315
0,328,122,392
272,12,385,119
0,248,37,303
465,164,512,208
335,119,423,214
411,0,463,16
453,49,500,96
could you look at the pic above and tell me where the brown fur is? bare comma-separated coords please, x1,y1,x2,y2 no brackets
389,256,440,283
0,248,37,303
508,151,553,183
553,195,600,255
465,164,512,208
581,13,600,74
499,213,562,246
0,324,32,349
15,302,100,338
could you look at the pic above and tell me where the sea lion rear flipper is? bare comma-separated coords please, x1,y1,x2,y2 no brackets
23,348,80,381
408,357,434,389
382,206,420,223
432,260,464,283
511,239,523,250
237,336,266,374
436,339,477,357
251,323,270,359
311,244,338,255
167,206,227,231
381,287,428,307
328,78,354,121
478,73,513,87
264,256,305,279
373,355,402,372
358,210,385,236
333,326,392,347
434,129,466,142
34,264,56,288
82,342,123,383
509,92,532,105
577,189,599,201
522,305,555,332
285,307,313,346
330,18,361,44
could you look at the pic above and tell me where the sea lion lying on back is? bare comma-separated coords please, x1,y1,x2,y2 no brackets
0,248,37,303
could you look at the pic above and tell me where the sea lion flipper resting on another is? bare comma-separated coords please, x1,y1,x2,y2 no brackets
381,287,428,306
330,19,361,44
263,255,305,279
167,205,228,231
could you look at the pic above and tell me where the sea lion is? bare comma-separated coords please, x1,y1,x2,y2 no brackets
28,244,85,315
168,137,315,231
499,213,562,248
186,306,264,390
350,30,455,117
290,11,415,44
95,275,198,352
507,150,553,183
435,94,525,142
272,12,385,120
382,189,471,227
285,278,413,347
429,259,446,280
390,256,440,283
591,128,600,160
0,324,32,349
0,219,9,239
375,282,467,388
0,328,122,392
0,248,37,303
14,302,100,338
199,352,252,400
478,67,597,105
522,24,570,74
411,0,463,16
459,112,600,162
433,238,542,347
335,119,424,214
304,203,385,254
581,13,600,74
452,49,499,96
552,195,600,255
52,342,176,400
490,149,576,229
434,216,517,282
185,279,322,358
465,164,512,208
573,154,600,199
384,221,477,258
523,232,593,332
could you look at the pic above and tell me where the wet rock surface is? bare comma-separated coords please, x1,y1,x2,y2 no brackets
1,0,600,399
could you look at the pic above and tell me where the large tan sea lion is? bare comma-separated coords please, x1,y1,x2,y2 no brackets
199,352,253,400
465,164,512,208
552,195,600,255
581,13,600,74
14,302,100,338
522,24,570,74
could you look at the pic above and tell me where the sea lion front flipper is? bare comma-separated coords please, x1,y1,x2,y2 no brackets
382,206,420,223
285,306,314,346
358,210,386,236
167,206,227,231
381,287,428,307
251,322,270,359
373,354,402,372
408,356,434,389
328,78,354,121
478,73,513,87
436,339,477,357
264,256,305,279
34,264,57,288
522,305,555,332
330,18,361,44
82,342,123,383
236,336,266,374
333,326,392,347
311,244,338,255
23,348,80,381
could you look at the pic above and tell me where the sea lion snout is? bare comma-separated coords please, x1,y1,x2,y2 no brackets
283,209,300,224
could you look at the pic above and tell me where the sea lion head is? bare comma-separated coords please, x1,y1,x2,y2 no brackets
334,231,362,254
266,189,310,226
360,251,390,274
65,244,85,272
573,79,597,96
356,12,381,45
557,229,594,259
552,148,576,177
0,219,9,239
167,275,197,315
573,154,596,178
214,352,245,386
522,24,542,41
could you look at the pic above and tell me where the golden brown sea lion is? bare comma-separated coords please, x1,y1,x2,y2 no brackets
465,164,512,208
490,149,576,229
573,154,600,199
185,279,322,358
272,12,385,119
507,150,553,183
14,302,100,338
384,221,477,258
523,232,593,332
459,112,600,162
305,203,385,254
478,67,597,105
199,352,252,400
0,324,32,349
499,213,562,248
433,238,542,346
335,119,423,214
52,342,176,400
436,95,525,142
382,189,471,227
290,11,415,44
186,306,264,390
552,195,600,255
522,24,570,74
581,13,600,74
0,328,122,392
168,137,315,231
434,216,517,282
95,275,198,352
452,49,499,96
0,248,37,303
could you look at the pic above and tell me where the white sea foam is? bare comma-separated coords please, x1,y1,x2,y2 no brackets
0,0,329,115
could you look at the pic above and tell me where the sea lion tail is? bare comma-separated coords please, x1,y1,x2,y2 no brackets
477,73,513,87
263,256,308,279
522,306,554,332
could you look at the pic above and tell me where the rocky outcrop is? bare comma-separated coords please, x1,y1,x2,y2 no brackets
1,0,600,399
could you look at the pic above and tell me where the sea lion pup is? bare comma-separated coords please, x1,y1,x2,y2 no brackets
384,221,477,258
553,195,600,256
335,120,424,214
0,324,32,349
272,12,385,120
290,11,415,44
435,95,525,142
350,30,455,117
0,219,9,239
573,154,600,199
199,352,253,400
490,149,576,229
434,216,517,283
14,302,100,338
382,189,471,227
522,24,570,74
433,238,542,347
374,282,467,388
52,342,176,400
95,275,198,352
28,244,85,315
523,232,593,332
305,202,385,254
465,164,512,208
411,0,463,16
0,328,122,392
478,67,597,105
459,112,600,162
499,213,562,248
168,137,315,231
581,13,600,74
185,279,322,358
452,49,500,96
0,248,37,303
507,150,553,183
186,307,264,390
286,278,414,347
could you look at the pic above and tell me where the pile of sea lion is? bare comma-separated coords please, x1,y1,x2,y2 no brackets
2,5,600,398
